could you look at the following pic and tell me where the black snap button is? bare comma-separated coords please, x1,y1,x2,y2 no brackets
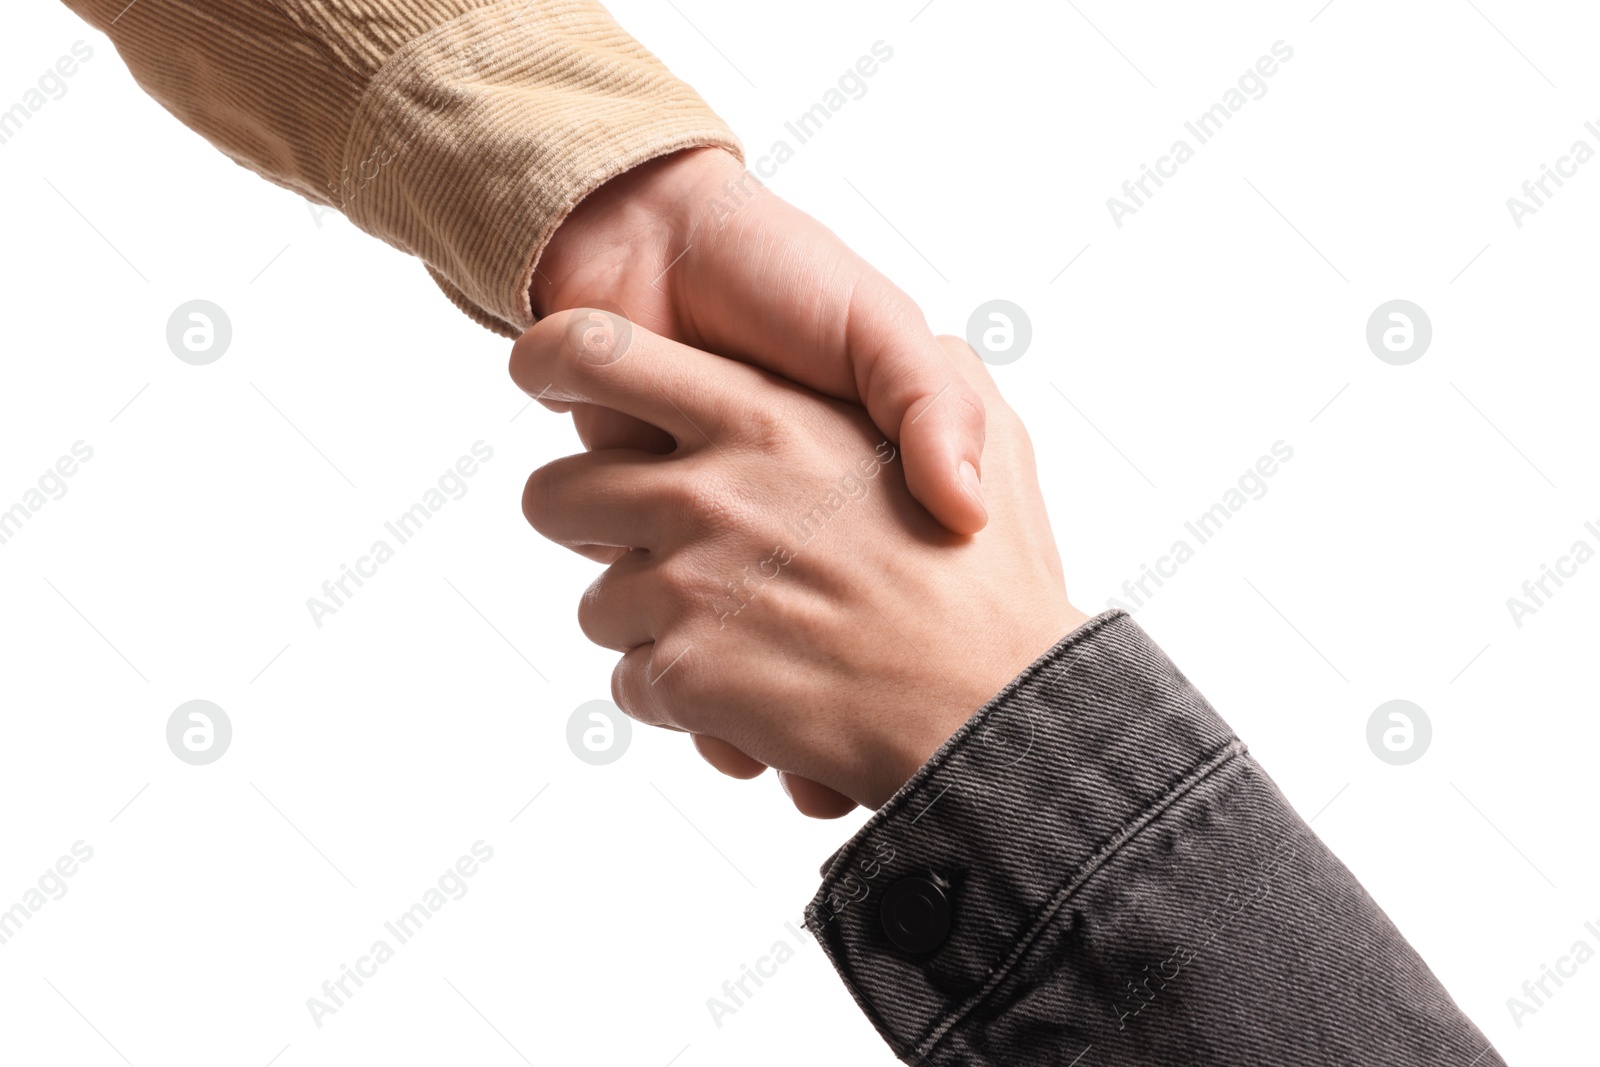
880,875,952,954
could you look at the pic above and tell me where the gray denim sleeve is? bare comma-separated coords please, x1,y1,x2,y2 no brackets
803,609,1504,1066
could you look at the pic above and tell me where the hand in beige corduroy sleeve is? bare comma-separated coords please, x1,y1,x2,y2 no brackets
61,0,739,336
65,0,993,814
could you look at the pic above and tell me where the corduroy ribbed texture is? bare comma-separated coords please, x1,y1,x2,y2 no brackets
64,0,744,336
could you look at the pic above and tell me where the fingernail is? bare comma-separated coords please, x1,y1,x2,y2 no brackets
960,460,986,512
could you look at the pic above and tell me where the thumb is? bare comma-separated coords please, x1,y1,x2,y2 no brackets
848,283,989,534
667,195,989,533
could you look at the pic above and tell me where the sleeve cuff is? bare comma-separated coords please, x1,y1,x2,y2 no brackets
335,0,743,337
802,609,1244,1061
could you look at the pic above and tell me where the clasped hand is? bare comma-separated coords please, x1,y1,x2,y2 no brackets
512,311,1089,816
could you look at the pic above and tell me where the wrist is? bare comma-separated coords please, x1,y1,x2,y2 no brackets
530,147,746,319
863,604,1093,809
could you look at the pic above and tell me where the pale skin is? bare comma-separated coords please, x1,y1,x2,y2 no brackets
511,313,1091,816
530,146,989,534
529,145,1000,812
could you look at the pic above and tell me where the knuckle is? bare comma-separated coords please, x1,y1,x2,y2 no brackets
661,469,744,538
511,307,633,395
520,460,569,536
649,552,708,614
949,379,988,435
558,309,597,366
734,393,798,453
576,574,615,649
610,642,695,727
565,307,633,368
509,313,570,386
643,638,698,709
610,653,640,716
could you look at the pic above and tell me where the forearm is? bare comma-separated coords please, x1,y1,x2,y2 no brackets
62,0,740,335
808,611,1502,1065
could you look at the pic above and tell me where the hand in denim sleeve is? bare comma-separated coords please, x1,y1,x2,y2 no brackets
514,315,1502,1064
806,610,1505,1066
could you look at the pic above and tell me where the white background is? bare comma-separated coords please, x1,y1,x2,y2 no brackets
2,1,1597,1064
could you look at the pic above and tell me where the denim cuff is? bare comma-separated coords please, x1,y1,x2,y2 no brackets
802,609,1245,1062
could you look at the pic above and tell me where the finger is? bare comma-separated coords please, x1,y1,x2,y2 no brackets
510,309,760,448
674,233,988,532
935,334,1005,401
577,552,675,652
845,278,988,535
697,738,859,822
611,641,693,731
896,368,988,536
778,771,859,819
523,449,677,554
692,734,767,779
696,735,859,818
571,544,631,566
570,403,676,454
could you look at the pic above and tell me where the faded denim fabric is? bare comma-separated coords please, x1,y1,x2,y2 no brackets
805,610,1502,1066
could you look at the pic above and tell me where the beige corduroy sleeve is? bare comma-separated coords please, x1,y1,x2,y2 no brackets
62,0,744,337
